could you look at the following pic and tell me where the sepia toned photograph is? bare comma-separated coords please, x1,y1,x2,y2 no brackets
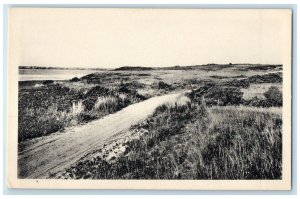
7,8,292,190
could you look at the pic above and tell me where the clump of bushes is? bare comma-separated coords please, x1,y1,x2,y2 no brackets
221,73,282,89
18,84,83,142
263,86,282,106
244,86,282,107
223,79,250,88
243,96,268,107
42,80,54,85
158,81,173,90
80,73,104,84
118,82,147,102
80,72,132,85
190,84,243,106
247,73,282,84
237,64,282,71
151,81,173,91
190,80,282,108
120,81,145,92
83,86,112,111
18,84,83,113
70,77,80,82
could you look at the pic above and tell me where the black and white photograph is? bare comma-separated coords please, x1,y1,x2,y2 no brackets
7,8,292,190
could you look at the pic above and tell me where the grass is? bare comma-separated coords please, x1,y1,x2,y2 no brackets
57,96,282,179
201,106,282,179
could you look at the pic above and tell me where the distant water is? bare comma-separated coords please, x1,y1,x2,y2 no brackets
19,69,101,81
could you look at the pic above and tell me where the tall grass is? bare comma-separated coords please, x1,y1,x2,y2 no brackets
94,96,118,111
160,94,191,109
198,106,282,179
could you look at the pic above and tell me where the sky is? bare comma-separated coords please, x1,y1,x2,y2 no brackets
10,8,291,68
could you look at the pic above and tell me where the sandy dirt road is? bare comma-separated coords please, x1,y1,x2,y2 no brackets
18,92,185,179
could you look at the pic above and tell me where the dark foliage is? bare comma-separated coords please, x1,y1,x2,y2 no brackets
237,64,282,71
243,97,269,107
114,66,154,71
83,86,114,111
263,86,282,107
18,84,83,142
222,79,250,88
157,81,173,90
42,80,54,85
190,84,243,106
210,75,246,79
247,73,282,84
221,73,282,89
150,81,174,91
70,77,80,82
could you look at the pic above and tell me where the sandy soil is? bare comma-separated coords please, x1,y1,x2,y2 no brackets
18,91,186,179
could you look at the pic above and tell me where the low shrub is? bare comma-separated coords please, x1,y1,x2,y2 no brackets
247,73,282,84
18,106,70,142
221,73,282,89
70,77,80,82
42,80,54,85
158,81,173,90
263,86,282,107
223,79,250,88
237,64,282,71
190,84,243,106
150,81,174,91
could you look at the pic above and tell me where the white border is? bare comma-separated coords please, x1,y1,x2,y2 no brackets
1,0,299,198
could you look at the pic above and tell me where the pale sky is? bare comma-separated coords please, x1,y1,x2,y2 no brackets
10,8,291,68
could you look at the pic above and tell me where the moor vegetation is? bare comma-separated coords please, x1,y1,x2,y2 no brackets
19,64,283,180
59,90,282,179
18,79,147,142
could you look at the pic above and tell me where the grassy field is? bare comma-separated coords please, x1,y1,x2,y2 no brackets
19,64,283,179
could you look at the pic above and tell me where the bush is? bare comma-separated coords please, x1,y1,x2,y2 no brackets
158,81,173,90
263,86,282,107
42,80,54,85
70,77,80,82
191,85,243,106
18,107,68,142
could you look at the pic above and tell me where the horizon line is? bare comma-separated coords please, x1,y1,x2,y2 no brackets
18,63,283,70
